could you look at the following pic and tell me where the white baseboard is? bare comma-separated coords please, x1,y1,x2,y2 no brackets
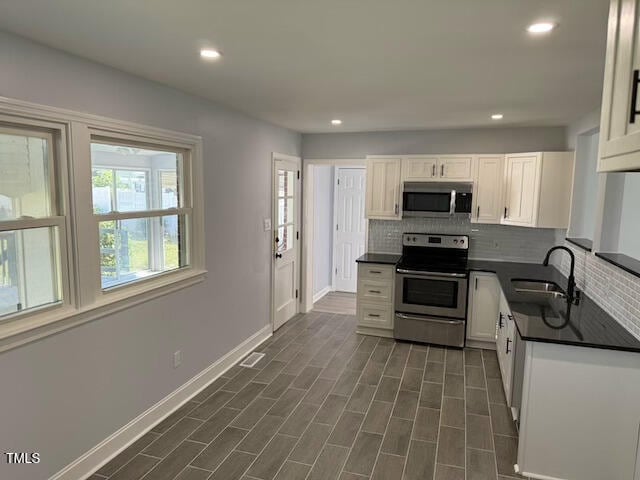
313,286,332,303
50,324,272,480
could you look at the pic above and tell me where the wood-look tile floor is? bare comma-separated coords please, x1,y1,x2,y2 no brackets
90,311,526,480
313,292,356,315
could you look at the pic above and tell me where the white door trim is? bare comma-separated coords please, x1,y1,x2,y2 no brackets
332,166,366,292
301,159,367,313
271,152,302,332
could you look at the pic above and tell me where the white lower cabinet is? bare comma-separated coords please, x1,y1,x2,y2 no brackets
496,291,515,406
467,272,500,342
356,263,394,337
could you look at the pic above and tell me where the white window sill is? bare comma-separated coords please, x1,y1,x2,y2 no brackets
0,268,207,353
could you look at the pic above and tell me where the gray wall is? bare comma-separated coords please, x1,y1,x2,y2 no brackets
302,126,567,159
569,130,600,239
618,173,640,259
312,166,334,296
0,30,300,480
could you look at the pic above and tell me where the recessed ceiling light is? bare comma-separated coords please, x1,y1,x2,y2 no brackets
527,22,556,34
331,119,342,125
200,48,221,59
491,114,504,120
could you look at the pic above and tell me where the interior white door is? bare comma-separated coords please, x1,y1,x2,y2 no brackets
333,167,366,293
273,155,301,331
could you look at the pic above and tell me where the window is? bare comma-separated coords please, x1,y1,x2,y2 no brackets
90,140,188,289
276,169,295,253
0,126,64,317
0,97,205,347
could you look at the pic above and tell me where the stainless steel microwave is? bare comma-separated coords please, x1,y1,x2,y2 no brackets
402,182,473,218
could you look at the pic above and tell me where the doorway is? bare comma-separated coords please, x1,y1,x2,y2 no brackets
301,160,367,314
272,153,301,331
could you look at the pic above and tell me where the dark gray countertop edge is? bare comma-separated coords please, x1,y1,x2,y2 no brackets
355,253,402,265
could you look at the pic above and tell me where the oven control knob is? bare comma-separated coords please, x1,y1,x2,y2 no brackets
412,236,417,242
460,239,465,244
454,239,459,244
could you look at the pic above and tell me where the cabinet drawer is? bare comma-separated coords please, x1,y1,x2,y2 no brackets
357,302,393,329
358,263,394,281
358,279,393,304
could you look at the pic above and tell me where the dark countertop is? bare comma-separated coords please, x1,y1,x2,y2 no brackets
595,252,640,279
468,260,640,353
566,237,593,252
355,253,402,265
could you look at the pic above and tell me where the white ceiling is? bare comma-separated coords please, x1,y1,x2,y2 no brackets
0,0,609,133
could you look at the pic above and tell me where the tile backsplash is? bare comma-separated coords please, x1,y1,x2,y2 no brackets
552,237,640,340
368,218,560,263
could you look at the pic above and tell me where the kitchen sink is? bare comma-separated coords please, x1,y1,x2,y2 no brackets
511,279,566,298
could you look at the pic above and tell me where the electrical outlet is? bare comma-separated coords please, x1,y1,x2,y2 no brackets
173,350,182,368
263,218,272,231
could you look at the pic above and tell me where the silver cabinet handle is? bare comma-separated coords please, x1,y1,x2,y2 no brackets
394,203,399,215
432,164,436,177
370,270,382,274
368,290,381,294
441,164,445,177
368,313,381,318
506,337,512,354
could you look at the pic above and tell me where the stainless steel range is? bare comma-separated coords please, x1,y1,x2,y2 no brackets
394,233,469,348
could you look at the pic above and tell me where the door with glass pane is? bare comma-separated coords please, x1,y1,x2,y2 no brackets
273,155,301,330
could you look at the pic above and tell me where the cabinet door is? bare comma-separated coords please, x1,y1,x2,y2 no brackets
496,293,514,406
472,155,504,224
402,156,438,181
599,0,640,172
503,154,540,227
439,156,474,181
365,157,402,219
467,273,500,341
502,315,515,404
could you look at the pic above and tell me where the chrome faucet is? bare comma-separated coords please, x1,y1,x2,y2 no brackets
543,246,580,305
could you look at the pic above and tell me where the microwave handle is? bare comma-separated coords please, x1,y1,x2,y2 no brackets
450,190,456,216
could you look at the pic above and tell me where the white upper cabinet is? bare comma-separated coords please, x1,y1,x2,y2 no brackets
598,0,640,172
401,155,473,182
439,155,474,181
402,156,439,181
502,152,574,229
472,155,504,224
365,157,402,220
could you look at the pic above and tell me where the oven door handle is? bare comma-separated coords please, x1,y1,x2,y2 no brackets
396,268,467,278
396,313,465,325
450,189,456,216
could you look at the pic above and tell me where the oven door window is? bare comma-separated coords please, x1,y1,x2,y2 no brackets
403,277,459,309
403,192,451,213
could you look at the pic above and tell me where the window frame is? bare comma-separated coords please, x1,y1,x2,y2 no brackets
0,97,206,352
0,116,75,326
88,137,191,291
